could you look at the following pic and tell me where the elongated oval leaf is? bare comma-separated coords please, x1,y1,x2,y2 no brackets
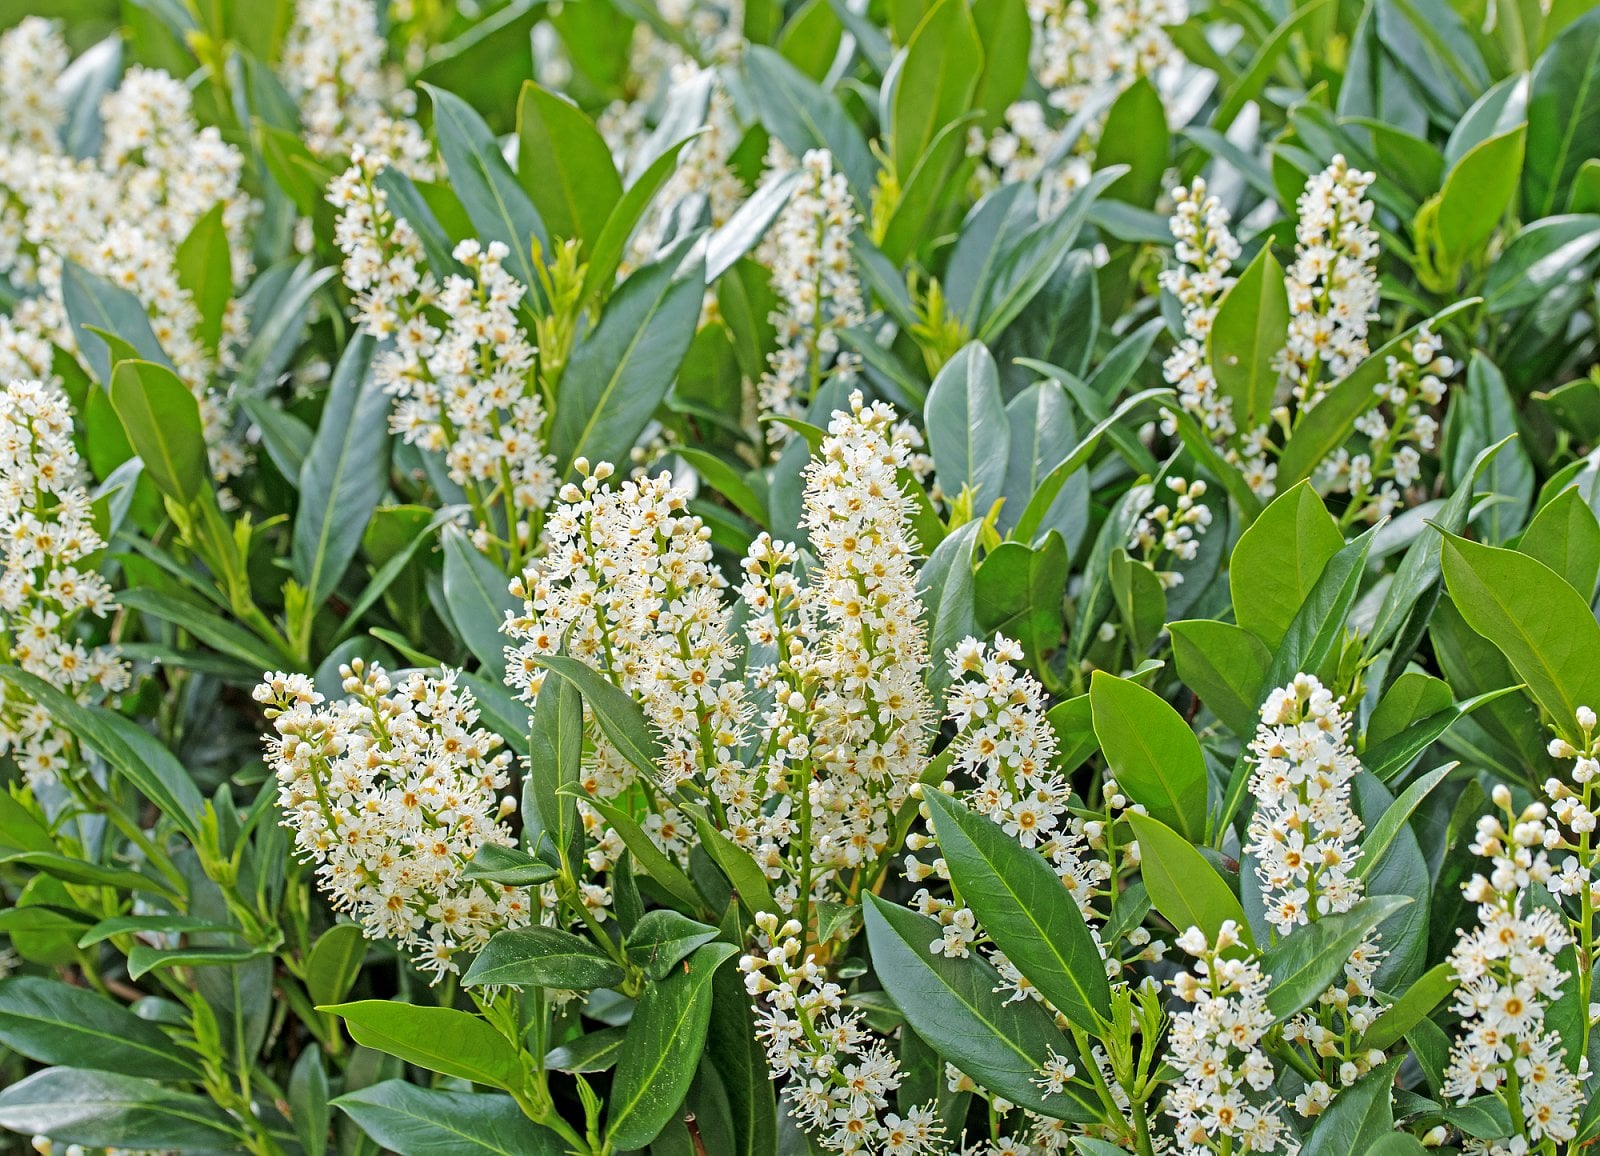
333,1081,563,1155
1260,895,1412,1022
461,926,626,990
1124,811,1252,948
109,359,209,505
0,1068,240,1151
862,894,1095,1121
552,251,706,474
516,80,621,247
293,334,389,609
922,790,1109,1032
319,1001,524,1091
1441,531,1600,741
925,341,1010,507
1208,246,1289,430
0,978,197,1080
425,83,548,292
606,941,737,1151
1089,673,1208,840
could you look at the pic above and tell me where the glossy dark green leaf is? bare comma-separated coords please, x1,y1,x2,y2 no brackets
1208,245,1288,431
441,525,519,679
580,135,697,304
460,926,626,990
1524,8,1600,217
1434,126,1525,266
1519,485,1600,599
1266,523,1377,686
552,251,705,474
1299,1058,1400,1156
1169,620,1272,736
0,1068,241,1151
742,45,875,200
0,667,204,840
889,0,981,179
305,923,367,1009
61,261,172,387
925,341,1010,506
173,202,232,354
1275,301,1477,487
864,894,1096,1120
293,334,389,609
289,1045,330,1156
109,359,209,505
462,844,559,886
1260,896,1412,1022
974,535,1068,663
1441,531,1600,742
425,83,548,292
606,941,738,1151
0,978,197,1080
333,1081,563,1155
1000,378,1087,547
1359,962,1456,1052
534,653,664,777
625,910,721,980
544,1027,627,1073
922,790,1109,1033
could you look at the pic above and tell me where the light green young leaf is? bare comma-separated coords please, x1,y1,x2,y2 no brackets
1231,482,1344,650
1207,246,1289,431
1090,673,1208,840
1124,812,1252,948
318,1002,524,1091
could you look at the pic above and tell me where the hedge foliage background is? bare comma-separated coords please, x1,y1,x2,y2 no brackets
0,0,1599,1154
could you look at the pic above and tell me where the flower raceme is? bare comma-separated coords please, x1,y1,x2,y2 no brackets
1246,674,1368,934
0,21,254,488
1160,159,1456,523
328,150,557,559
1443,783,1582,1151
282,0,434,178
256,662,534,980
1165,922,1295,1156
757,148,866,442
0,379,129,787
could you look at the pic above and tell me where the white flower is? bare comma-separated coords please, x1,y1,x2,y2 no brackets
1245,674,1368,933
1164,927,1296,1155
257,661,532,979
1129,476,1214,587
744,914,943,1154
1443,789,1581,1147
756,149,865,441
0,57,254,488
1280,156,1380,410
282,0,434,177
329,152,557,551
0,380,130,787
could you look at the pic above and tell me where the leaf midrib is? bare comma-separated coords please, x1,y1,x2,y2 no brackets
932,799,1105,1026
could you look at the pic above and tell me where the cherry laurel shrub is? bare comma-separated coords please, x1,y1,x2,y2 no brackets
1,2,1600,1155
